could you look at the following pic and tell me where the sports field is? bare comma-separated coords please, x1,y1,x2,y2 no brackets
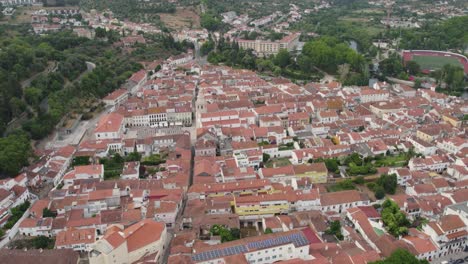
412,55,464,70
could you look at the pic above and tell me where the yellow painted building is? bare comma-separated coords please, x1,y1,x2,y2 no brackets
442,115,461,128
232,194,290,219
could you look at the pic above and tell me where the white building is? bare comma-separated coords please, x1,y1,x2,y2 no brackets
89,219,167,264
320,190,370,214
422,214,467,258
19,217,53,237
94,113,125,140
102,89,128,107
359,89,390,103
437,137,468,155
55,228,96,252
191,230,314,264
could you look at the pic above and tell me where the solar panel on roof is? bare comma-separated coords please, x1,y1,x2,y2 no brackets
238,245,246,253
232,247,238,254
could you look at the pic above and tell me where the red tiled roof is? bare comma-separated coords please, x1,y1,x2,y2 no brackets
55,227,96,247
94,113,124,133
320,190,366,206
123,219,165,252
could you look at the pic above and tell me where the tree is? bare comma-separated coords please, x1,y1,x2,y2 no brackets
296,55,313,74
43,207,57,218
125,151,141,162
324,158,339,173
262,153,271,163
0,132,33,177
274,49,291,68
413,79,421,89
201,13,222,31
200,39,215,56
24,87,43,107
210,225,240,243
73,156,91,166
370,249,429,264
9,97,26,117
32,236,54,249
437,64,466,94
379,54,404,77
325,220,344,240
353,176,365,185
381,199,410,237
4,200,30,229
302,37,365,74
374,186,385,199
405,61,420,75
345,153,363,166
95,27,107,38
376,174,397,195
264,228,273,234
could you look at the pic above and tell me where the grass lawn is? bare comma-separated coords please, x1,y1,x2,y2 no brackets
374,154,409,167
373,227,385,236
265,158,292,168
413,55,464,71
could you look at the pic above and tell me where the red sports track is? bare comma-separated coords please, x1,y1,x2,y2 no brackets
402,50,468,74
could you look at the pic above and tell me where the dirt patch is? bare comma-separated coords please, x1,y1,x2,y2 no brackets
355,184,376,202
240,227,259,238
159,7,200,30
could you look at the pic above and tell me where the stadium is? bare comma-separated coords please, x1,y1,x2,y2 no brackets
402,50,468,74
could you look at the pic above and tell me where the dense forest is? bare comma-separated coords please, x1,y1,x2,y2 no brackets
203,35,366,84
397,16,468,52
0,25,190,178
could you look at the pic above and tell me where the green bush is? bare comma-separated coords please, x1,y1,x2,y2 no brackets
381,200,410,237
366,182,376,191
374,186,385,200
353,176,365,184
4,201,30,229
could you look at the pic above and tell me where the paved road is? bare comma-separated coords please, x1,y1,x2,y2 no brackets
20,61,57,90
